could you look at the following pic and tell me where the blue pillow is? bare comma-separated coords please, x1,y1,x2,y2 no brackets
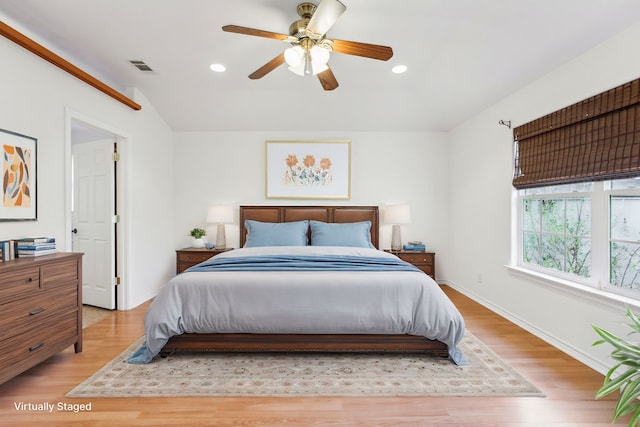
309,220,374,248
244,220,309,247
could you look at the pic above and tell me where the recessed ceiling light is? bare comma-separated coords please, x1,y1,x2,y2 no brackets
392,65,408,74
209,63,226,72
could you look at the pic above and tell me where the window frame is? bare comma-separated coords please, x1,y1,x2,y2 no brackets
515,180,640,300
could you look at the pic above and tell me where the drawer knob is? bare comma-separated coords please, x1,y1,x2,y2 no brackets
29,307,46,316
29,342,45,352
26,277,34,283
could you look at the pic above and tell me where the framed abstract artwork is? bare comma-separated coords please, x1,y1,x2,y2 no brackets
265,140,351,199
0,128,37,221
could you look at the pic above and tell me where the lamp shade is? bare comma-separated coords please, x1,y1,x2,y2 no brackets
285,44,330,76
383,204,411,224
207,206,233,224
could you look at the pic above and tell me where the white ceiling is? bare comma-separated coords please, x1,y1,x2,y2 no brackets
2,0,640,132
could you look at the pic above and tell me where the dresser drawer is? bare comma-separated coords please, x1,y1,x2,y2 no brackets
41,258,79,289
0,285,77,339
0,311,78,384
0,267,40,302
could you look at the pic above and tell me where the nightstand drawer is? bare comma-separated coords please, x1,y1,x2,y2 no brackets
414,264,434,277
388,251,436,280
177,252,213,264
176,248,234,274
396,253,434,266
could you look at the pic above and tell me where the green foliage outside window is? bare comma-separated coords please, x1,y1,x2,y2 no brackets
523,197,591,278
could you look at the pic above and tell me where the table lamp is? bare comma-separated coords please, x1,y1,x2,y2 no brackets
207,206,233,250
384,204,411,251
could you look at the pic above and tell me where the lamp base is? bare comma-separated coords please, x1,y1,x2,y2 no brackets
215,224,226,250
391,224,402,251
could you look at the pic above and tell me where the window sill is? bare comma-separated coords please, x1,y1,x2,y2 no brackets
505,265,640,311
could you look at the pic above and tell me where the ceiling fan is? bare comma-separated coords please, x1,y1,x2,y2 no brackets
222,0,393,90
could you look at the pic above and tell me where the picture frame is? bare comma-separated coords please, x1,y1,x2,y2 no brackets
265,140,351,199
0,128,37,221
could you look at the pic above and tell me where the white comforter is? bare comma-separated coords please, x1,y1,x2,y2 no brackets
128,246,466,364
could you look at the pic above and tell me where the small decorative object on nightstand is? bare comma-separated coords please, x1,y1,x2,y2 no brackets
386,249,436,280
189,227,207,248
176,247,233,274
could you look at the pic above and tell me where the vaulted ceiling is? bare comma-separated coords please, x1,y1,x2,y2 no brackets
2,0,640,132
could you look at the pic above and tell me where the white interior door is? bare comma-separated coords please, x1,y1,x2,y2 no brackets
72,139,116,309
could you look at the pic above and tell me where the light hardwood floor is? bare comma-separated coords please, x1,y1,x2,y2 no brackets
0,286,626,426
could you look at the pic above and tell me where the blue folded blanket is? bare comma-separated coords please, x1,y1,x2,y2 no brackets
185,254,422,273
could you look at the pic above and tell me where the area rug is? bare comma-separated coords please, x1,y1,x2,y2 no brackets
66,331,544,397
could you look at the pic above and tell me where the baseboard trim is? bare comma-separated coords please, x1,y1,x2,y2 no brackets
442,280,610,375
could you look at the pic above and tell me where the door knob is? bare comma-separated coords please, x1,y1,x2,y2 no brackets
72,228,78,234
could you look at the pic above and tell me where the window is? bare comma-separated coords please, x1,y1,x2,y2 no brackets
517,178,640,297
511,77,640,298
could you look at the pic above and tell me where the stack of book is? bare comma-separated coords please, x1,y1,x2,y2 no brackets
17,237,57,257
0,240,18,261
403,242,426,251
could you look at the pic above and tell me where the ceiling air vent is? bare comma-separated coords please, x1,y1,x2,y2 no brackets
129,60,153,72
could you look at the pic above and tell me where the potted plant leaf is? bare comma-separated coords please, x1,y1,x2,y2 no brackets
593,307,640,426
189,227,206,248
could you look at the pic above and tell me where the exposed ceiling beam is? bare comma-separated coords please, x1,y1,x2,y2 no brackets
0,20,141,111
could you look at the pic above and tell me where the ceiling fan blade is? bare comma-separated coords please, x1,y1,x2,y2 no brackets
222,25,290,41
317,67,339,91
306,0,346,38
248,53,286,79
331,39,393,61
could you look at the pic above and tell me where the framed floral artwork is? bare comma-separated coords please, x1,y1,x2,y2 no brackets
265,140,351,199
0,128,37,221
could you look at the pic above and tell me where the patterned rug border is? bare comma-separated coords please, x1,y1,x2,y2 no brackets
67,331,544,398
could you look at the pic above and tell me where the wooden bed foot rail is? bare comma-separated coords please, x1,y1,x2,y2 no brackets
160,333,450,358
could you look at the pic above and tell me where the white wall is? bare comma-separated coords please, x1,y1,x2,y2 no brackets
172,131,452,274
448,21,640,373
0,20,175,309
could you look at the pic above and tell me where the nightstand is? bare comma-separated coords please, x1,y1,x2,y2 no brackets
175,247,233,274
386,250,436,280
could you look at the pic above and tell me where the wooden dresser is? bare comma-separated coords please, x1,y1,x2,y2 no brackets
0,252,83,385
175,248,233,274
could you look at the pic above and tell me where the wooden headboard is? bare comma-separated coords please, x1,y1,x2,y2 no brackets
239,206,379,248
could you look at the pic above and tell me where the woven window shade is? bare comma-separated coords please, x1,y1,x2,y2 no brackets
512,78,640,189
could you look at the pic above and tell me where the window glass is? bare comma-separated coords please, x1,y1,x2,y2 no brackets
523,182,593,195
610,178,640,190
610,196,640,290
521,196,591,278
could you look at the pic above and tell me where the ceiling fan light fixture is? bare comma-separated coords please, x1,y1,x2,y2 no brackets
284,45,304,67
285,44,330,76
310,45,330,66
288,62,306,76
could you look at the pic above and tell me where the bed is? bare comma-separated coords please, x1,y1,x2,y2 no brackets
128,206,466,365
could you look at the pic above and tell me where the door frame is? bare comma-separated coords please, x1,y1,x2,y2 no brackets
65,108,130,310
